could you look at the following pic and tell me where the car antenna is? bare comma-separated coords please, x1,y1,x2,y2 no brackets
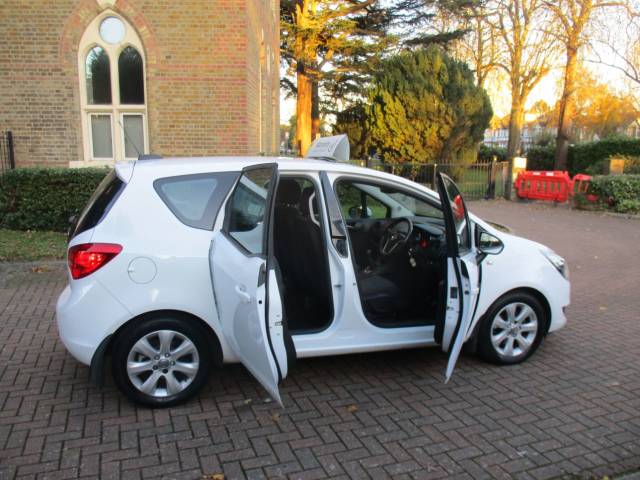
117,119,161,166
117,118,142,159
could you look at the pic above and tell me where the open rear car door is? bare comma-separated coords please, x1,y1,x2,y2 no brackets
436,173,480,382
209,164,294,405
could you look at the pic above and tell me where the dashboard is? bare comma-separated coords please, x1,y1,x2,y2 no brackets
408,219,446,259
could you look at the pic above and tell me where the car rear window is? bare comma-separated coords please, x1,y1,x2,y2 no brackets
70,170,125,239
154,172,239,230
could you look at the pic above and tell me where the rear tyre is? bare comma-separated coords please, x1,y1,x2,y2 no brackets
112,316,211,407
477,292,546,365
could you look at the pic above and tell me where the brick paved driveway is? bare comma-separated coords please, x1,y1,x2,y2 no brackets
1,201,639,480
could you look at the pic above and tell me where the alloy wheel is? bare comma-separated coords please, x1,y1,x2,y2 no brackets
126,329,200,397
490,302,539,359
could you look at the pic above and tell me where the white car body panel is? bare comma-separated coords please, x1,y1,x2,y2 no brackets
56,156,571,399
444,255,479,382
466,221,570,336
210,231,283,404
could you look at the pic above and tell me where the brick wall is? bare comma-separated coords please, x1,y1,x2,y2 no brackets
0,0,280,167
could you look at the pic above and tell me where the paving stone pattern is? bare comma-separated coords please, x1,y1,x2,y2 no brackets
1,201,639,479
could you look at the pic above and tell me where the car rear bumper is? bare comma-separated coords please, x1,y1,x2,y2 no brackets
56,281,130,366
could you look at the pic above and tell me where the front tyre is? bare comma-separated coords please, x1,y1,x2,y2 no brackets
477,292,547,365
112,317,211,407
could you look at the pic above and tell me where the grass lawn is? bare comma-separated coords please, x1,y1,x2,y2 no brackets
0,229,67,262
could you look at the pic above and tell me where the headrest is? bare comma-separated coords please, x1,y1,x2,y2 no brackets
276,179,301,206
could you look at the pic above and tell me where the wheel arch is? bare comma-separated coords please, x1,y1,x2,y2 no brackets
512,287,552,335
90,309,224,385
110,310,224,365
465,286,552,354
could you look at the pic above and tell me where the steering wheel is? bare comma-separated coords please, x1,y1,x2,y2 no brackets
379,218,413,256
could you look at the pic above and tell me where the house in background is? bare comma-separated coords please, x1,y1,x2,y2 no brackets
483,124,556,152
0,0,280,167
626,119,640,139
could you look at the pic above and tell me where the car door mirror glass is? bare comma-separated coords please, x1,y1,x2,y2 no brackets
348,205,372,219
477,230,503,254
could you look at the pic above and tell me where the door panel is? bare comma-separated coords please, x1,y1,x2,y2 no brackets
210,164,290,405
443,256,479,382
211,234,283,403
441,257,461,351
436,173,480,382
267,267,288,379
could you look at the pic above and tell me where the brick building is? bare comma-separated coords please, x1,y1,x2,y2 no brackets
0,0,280,167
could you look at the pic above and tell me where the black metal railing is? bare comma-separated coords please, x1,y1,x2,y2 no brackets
0,131,15,174
352,159,510,200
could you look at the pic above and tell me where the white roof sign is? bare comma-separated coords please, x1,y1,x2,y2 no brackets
305,134,350,162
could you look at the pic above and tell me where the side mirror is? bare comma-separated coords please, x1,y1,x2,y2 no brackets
348,205,373,219
476,229,504,255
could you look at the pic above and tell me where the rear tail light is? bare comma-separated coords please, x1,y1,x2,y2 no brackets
68,243,122,279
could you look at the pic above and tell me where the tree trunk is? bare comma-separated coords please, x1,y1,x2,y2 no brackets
505,97,525,200
506,99,525,160
554,46,578,171
311,79,321,140
296,64,313,156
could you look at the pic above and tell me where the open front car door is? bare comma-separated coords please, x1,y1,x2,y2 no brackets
209,164,294,406
436,173,480,382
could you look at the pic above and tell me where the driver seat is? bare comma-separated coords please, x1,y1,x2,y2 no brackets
357,272,408,318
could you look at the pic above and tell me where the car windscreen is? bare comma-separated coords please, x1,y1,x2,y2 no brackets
69,170,125,240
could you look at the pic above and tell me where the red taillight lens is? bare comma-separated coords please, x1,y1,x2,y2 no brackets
68,243,122,279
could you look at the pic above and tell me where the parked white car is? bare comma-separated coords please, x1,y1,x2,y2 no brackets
57,136,570,407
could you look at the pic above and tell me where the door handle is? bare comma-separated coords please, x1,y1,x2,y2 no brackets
235,285,251,303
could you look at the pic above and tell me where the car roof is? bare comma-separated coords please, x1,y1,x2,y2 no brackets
119,155,442,202
120,156,376,182
132,156,362,173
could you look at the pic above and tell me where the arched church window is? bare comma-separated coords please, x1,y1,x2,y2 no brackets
78,13,148,163
85,46,111,105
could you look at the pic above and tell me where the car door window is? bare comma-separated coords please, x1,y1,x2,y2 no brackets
335,182,390,219
439,175,471,252
225,167,273,254
335,179,442,220
385,191,443,219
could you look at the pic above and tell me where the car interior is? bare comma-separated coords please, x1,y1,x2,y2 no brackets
272,177,333,333
334,179,449,328
271,175,450,332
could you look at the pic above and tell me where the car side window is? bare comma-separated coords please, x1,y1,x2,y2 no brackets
154,172,239,230
386,191,443,219
335,178,442,220
226,167,273,254
335,182,390,219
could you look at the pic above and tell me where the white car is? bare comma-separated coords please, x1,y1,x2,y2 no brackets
57,136,570,407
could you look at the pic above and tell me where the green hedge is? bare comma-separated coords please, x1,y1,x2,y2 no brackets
0,168,110,232
526,145,555,171
503,138,640,175
587,174,640,213
572,138,640,175
477,144,507,162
